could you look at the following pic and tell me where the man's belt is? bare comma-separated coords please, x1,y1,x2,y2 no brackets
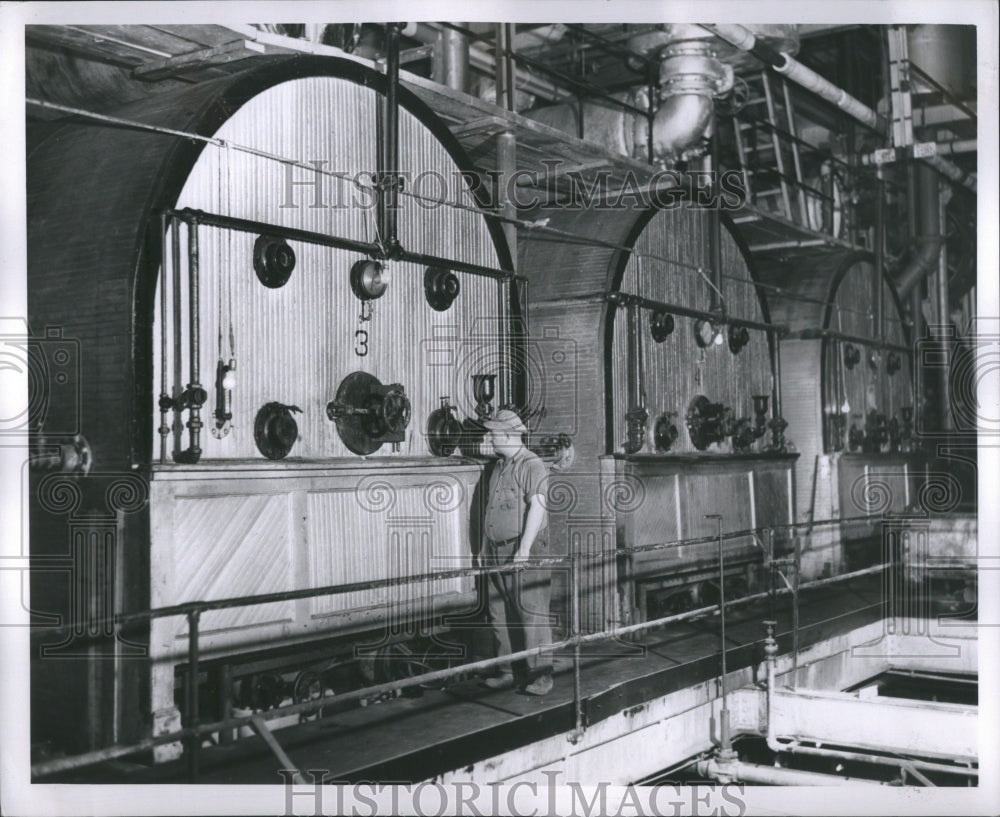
487,536,520,547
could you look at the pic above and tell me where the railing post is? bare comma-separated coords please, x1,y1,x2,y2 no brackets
185,609,201,782
767,527,777,623
705,514,734,759
792,533,801,686
570,550,584,740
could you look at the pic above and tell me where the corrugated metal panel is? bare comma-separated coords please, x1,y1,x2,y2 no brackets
610,206,772,453
831,260,914,428
152,76,501,460
306,487,470,618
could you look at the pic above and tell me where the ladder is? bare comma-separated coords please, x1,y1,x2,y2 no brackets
732,71,809,227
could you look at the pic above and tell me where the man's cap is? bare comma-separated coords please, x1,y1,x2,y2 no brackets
482,409,528,434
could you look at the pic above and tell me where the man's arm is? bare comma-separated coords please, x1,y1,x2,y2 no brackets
514,493,547,563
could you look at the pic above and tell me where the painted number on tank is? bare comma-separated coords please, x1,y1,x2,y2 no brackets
354,329,369,357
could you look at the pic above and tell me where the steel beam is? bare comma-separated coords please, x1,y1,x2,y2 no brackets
769,687,977,761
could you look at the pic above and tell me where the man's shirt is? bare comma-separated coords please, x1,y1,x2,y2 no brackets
484,446,549,543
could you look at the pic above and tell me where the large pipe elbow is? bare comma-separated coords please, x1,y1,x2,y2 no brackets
895,237,945,299
651,93,714,160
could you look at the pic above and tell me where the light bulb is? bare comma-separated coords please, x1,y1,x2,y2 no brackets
223,370,236,390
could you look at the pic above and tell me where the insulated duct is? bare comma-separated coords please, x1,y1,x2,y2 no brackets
627,25,735,164
896,165,943,299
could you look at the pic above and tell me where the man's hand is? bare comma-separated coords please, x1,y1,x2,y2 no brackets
513,546,531,564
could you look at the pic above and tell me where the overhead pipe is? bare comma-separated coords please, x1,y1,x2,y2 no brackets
430,21,469,92
702,23,976,193
404,22,568,103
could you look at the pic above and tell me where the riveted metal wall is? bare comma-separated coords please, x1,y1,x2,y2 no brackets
153,76,502,461
609,205,773,454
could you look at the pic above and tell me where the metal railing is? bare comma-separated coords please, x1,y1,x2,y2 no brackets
31,512,894,781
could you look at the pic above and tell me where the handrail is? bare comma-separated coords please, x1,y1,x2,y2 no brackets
28,513,882,644
31,557,891,780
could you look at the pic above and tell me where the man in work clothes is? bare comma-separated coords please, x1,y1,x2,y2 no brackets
480,409,553,696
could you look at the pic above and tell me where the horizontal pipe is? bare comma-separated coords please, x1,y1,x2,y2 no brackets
791,327,910,354
608,291,787,335
399,248,514,281
696,757,886,786
168,208,376,256
167,208,515,281
770,739,978,778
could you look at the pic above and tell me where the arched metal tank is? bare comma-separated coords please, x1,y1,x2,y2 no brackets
28,56,512,754
519,196,794,629
760,250,920,577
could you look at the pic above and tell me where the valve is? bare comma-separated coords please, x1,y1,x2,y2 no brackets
685,395,733,451
327,371,411,455
848,422,864,452
212,358,236,438
254,402,302,460
650,310,675,343
253,235,296,288
767,415,789,452
843,343,861,370
161,384,207,412
652,411,679,452
529,433,576,471
350,259,389,301
727,324,750,354
471,374,496,420
424,266,460,311
31,433,92,475
623,406,649,454
426,397,463,456
886,351,902,375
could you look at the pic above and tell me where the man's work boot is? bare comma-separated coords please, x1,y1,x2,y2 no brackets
481,672,515,690
521,674,553,696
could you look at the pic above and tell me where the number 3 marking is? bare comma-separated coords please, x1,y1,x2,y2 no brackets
355,329,369,357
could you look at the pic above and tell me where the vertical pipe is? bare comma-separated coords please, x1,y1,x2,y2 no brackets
438,23,470,93
708,115,723,315
497,131,517,408
186,219,203,462
504,24,516,112
626,302,641,415
158,213,169,464
647,76,656,166
171,216,182,457
936,181,951,432
874,168,885,338
772,335,784,448
185,610,201,782
383,22,402,258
